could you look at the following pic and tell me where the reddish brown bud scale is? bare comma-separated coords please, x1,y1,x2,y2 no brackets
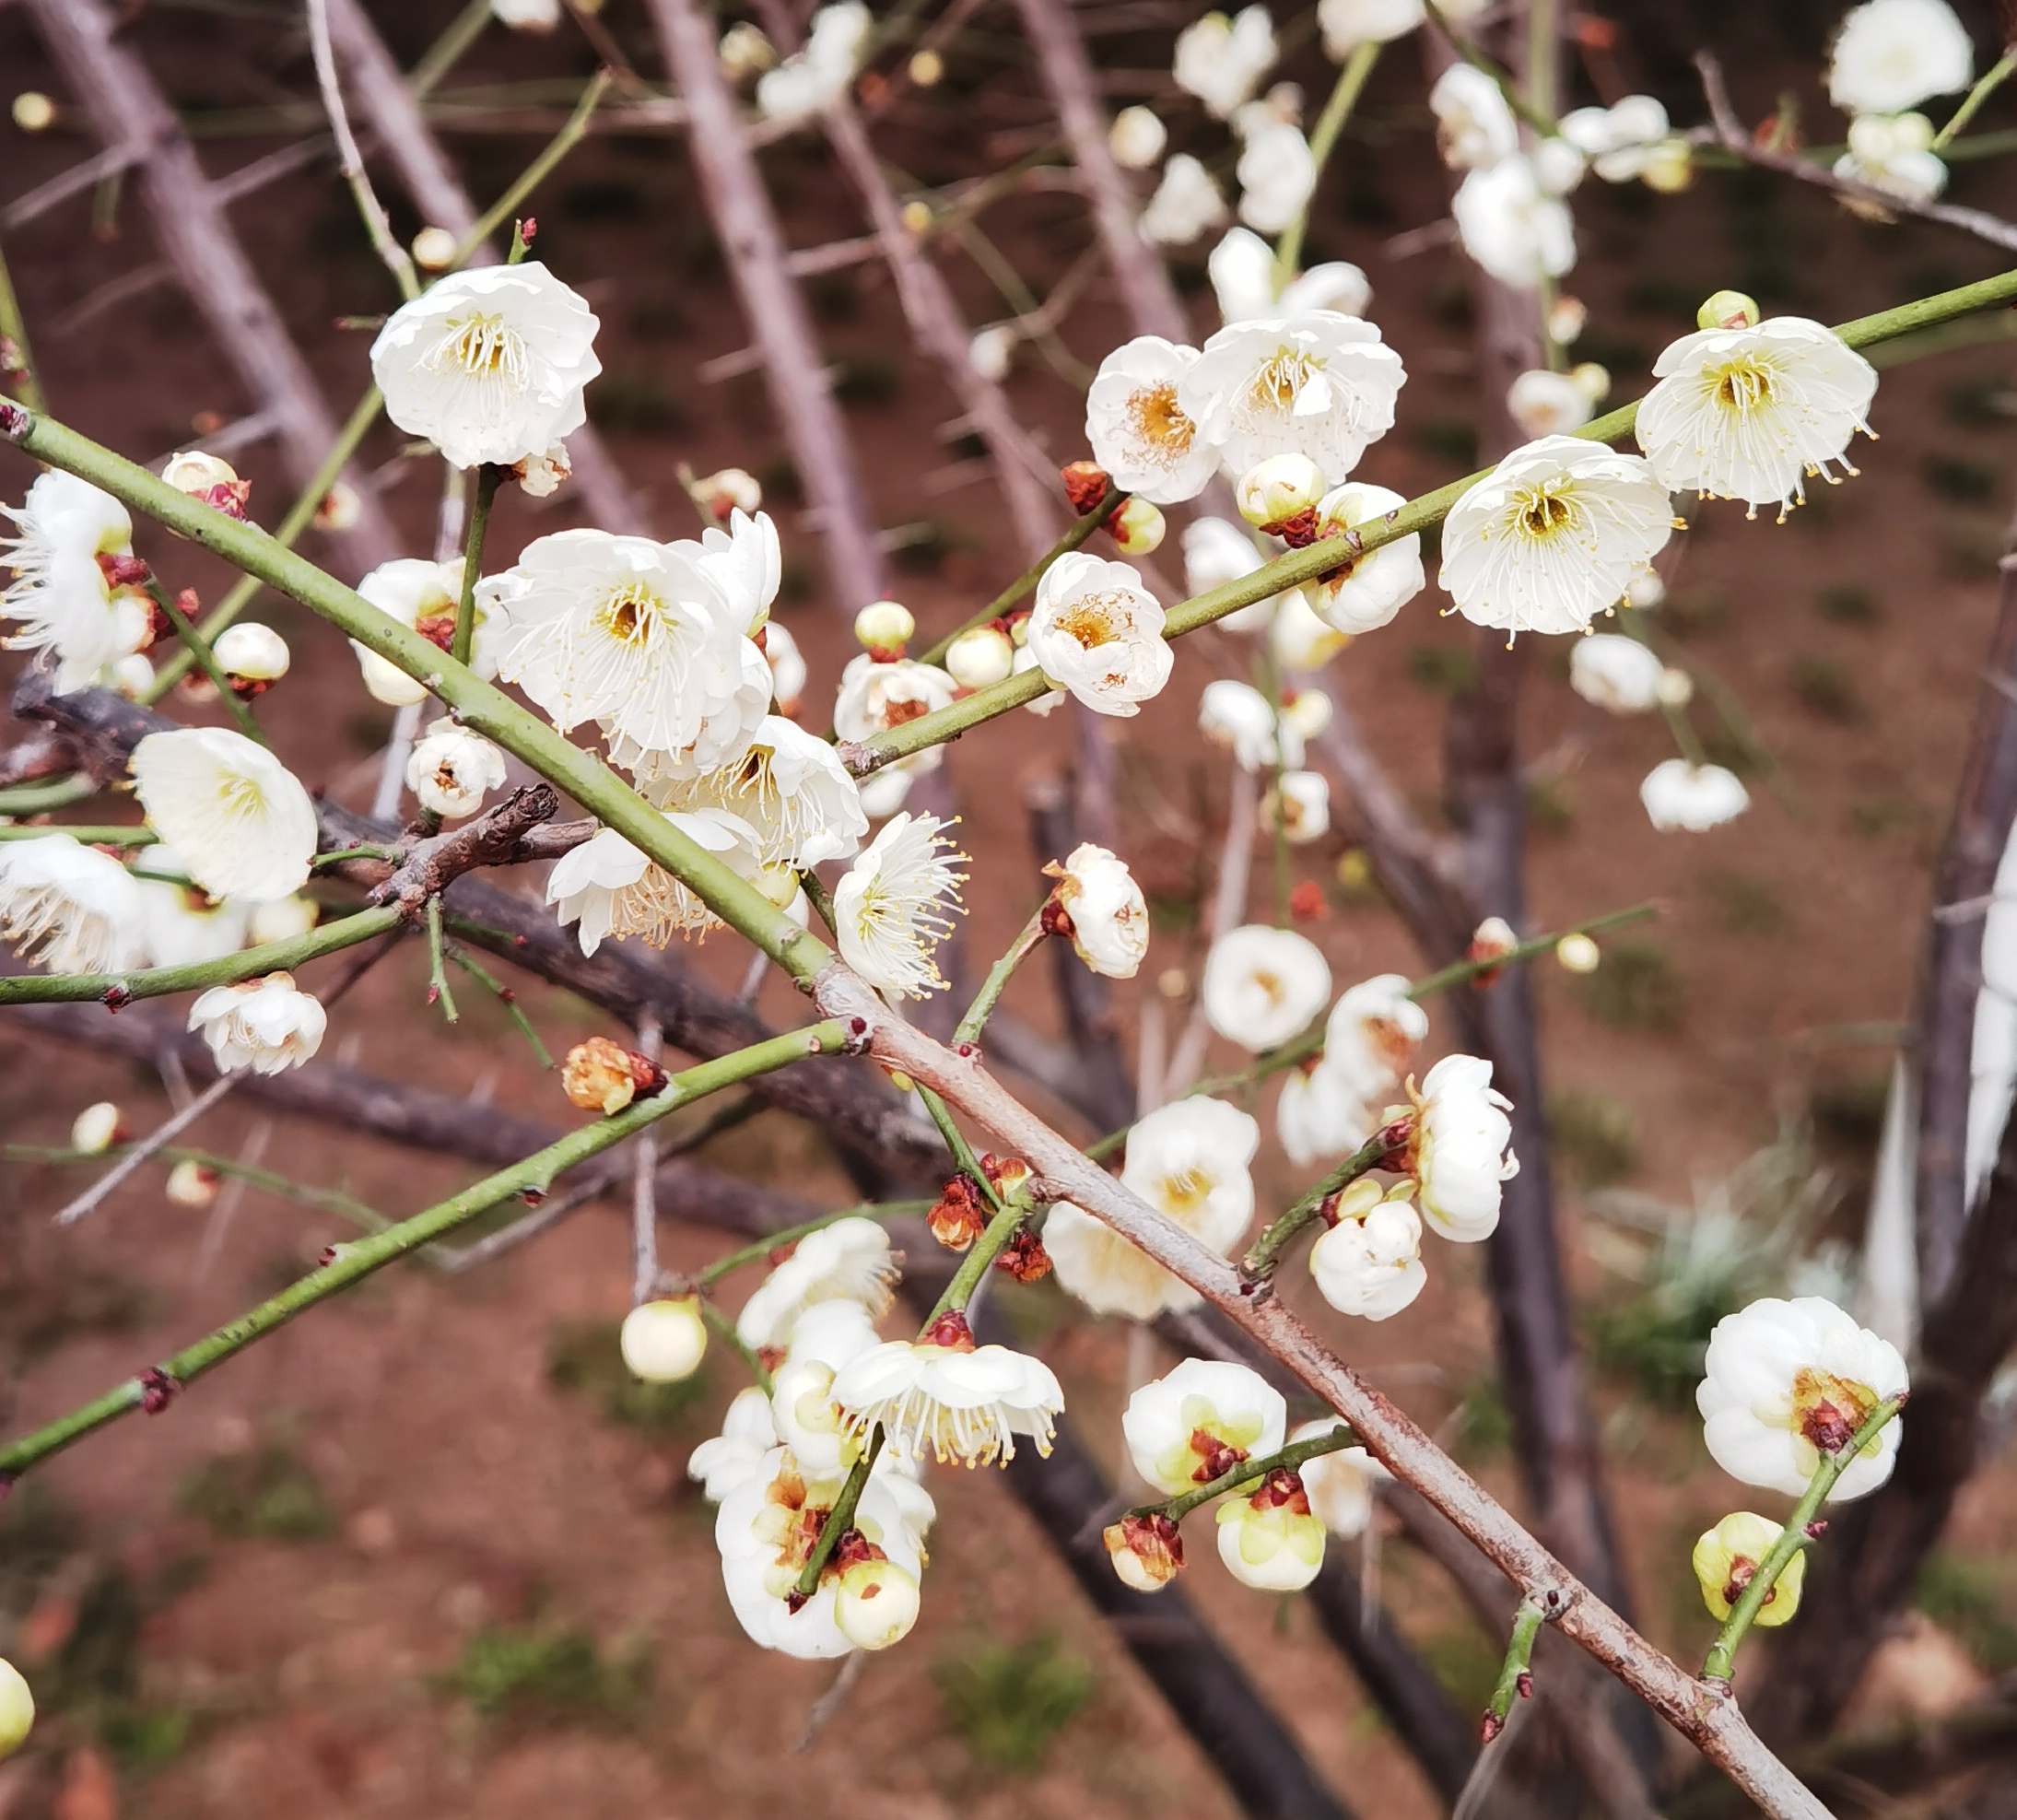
138,1368,178,1415
919,1308,977,1351
1060,460,1111,512
994,1227,1052,1282
1287,880,1327,922
1264,506,1322,547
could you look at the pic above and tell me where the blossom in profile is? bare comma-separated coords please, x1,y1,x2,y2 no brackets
0,1657,32,1760
1559,95,1676,184
1306,481,1425,635
1318,0,1424,59
1085,338,1217,505
1140,154,1228,245
1452,156,1576,288
1124,1356,1285,1495
688,1386,780,1503
1309,1180,1427,1318
1026,552,1173,716
1046,842,1150,980
1209,227,1370,327
545,807,766,955
352,558,467,707
1293,1419,1390,1537
831,1311,1064,1467
1,470,152,692
369,263,600,470
1202,924,1332,1052
1109,105,1167,170
1276,1060,1374,1169
405,724,507,820
188,972,327,1075
1172,6,1277,119
1636,318,1877,516
131,728,318,904
0,833,145,975
761,619,806,715
1236,119,1316,236
1827,0,1973,117
833,654,958,773
1640,759,1750,832
1428,64,1517,171
1507,369,1593,440
1217,1470,1327,1590
832,811,967,998
1835,111,1948,204
1405,1054,1519,1242
735,1216,898,1351
1272,588,1351,671
1696,1296,1908,1500
1440,435,1673,638
1692,1512,1806,1626
1200,678,1301,771
491,0,561,29
1570,635,1664,713
1265,769,1330,845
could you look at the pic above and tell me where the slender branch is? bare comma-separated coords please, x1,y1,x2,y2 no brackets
1133,1426,1357,1525
1239,1121,1407,1283
451,464,499,664
792,1427,885,1597
631,1014,663,1304
1275,41,1378,283
1483,1600,1545,1741
307,0,421,299
52,1073,236,1227
0,825,155,845
698,1297,773,1394
7,1140,387,1233
149,579,266,743
0,229,46,414
423,896,457,1021
697,1199,933,1286
953,903,1050,1048
408,0,493,100
451,71,615,265
446,945,552,1066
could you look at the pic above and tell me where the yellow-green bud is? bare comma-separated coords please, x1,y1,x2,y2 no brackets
71,1101,121,1155
944,626,1014,689
619,1297,709,1383
908,48,944,87
1698,289,1760,332
1237,454,1326,530
1654,665,1695,708
11,93,55,134
833,1558,921,1650
0,1659,33,1761
1108,497,1167,556
854,599,915,656
1570,362,1611,405
1641,138,1694,194
1554,933,1601,974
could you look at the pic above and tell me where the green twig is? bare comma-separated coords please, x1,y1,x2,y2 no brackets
451,464,500,665
423,897,458,1022
1239,1122,1403,1282
148,580,267,743
310,842,400,868
451,70,614,265
0,825,156,845
698,1297,775,1394
1131,1426,1358,1525
1274,40,1378,283
1700,1394,1906,1684
0,229,46,415
5,1142,386,1233
409,0,494,100
953,904,1050,1047
1483,1600,1546,1741
0,776,100,816
446,945,548,1064
792,1426,885,1599
1936,48,2017,150
697,1198,936,1286
0,1021,850,1482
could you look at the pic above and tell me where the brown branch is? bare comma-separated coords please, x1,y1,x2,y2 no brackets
364,782,562,914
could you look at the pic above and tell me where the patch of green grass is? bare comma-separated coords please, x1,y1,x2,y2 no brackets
1549,1092,1639,1190
177,1441,334,1543
1791,657,1863,722
547,1319,709,1432
831,355,902,405
1412,417,1478,470
935,1636,1094,1771
451,1622,651,1722
1408,644,1478,695
1917,1554,2017,1672
1704,869,1790,936
1814,582,1880,625
1922,453,1999,502
1577,940,1684,1034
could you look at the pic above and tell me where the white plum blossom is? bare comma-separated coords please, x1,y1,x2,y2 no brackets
491,0,561,28
696,508,783,635
755,2,869,123
833,1317,1064,1466
1141,154,1228,245
133,847,249,969
688,1385,780,1503
1295,1420,1390,1536
1835,111,1949,203
1636,317,1878,516
1309,1181,1427,1319
1640,759,1751,832
1085,337,1217,505
1272,587,1350,671
405,725,508,819
831,1558,921,1652
1026,552,1173,716
735,1216,898,1351
188,971,326,1074
1209,227,1370,327
1179,312,1406,486
1048,1098,1259,1319
1828,0,1974,117
369,263,601,471
664,715,867,867
545,808,765,955
1507,369,1593,440
1559,95,1674,182
1202,924,1332,1051
72,1100,121,1155
0,832,145,975
1,470,152,693
1440,435,1673,638
1453,157,1577,288
1429,64,1517,171
832,811,967,999
1048,842,1150,980
833,653,958,773
1237,120,1317,235
1109,105,1167,170
620,1297,709,1382
1570,635,1665,713
131,728,318,904
213,622,289,684
1173,6,1277,119
1318,0,1424,58
761,619,807,714
352,558,466,707
1326,973,1428,1101
1407,1054,1518,1242
1200,678,1301,771
1696,1296,1909,1501
1277,1061,1375,1169
1216,1476,1327,1590
1124,1357,1285,1496
1262,770,1327,846
1307,481,1425,635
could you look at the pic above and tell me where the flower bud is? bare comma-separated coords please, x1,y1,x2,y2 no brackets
1640,138,1693,193
1469,916,1518,970
1107,497,1166,556
1547,294,1588,346
1215,1471,1326,1591
833,1557,921,1650
1654,665,1695,707
0,1658,32,1761
162,451,251,519
1281,687,1332,742
927,1174,988,1251
909,47,944,87
1625,569,1666,610
718,20,777,79
315,481,362,532
1103,1512,1184,1591
619,1296,709,1382
1263,769,1330,845
1554,932,1601,974
249,896,319,945
11,92,55,134
1060,460,1112,513
944,626,1014,690
214,622,290,683
71,1101,122,1156
1109,104,1167,170
1570,361,1611,405
1237,453,1325,531
1692,1511,1803,1625
854,599,916,657
513,443,571,499
166,1158,219,1209
968,325,1014,382
561,1036,667,1115
111,653,156,700
900,199,933,236
411,226,459,271
1697,289,1760,332
693,466,763,521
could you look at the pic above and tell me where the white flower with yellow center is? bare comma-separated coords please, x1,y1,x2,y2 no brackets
832,653,958,777
1047,841,1150,980
1406,1053,1518,1242
1,470,152,692
545,806,766,956
1696,1297,1908,1501
1640,758,1750,832
1507,369,1593,440
1293,1418,1390,1537
662,714,867,868
131,728,318,904
0,832,145,975
1173,6,1277,119
405,724,508,820
1828,0,1973,116
1307,481,1425,635
1441,434,1673,638
488,530,756,769
832,1313,1064,1467
1835,110,1948,204
1141,154,1228,246
832,811,967,999
1325,972,1429,1100
1309,1180,1427,1319
369,262,601,471
1202,924,1332,1051
1452,156,1576,288
1085,337,1217,505
1570,634,1664,712
762,1300,886,1478
188,971,327,1074
1026,552,1173,717
1180,312,1405,485
736,1216,898,1352
1047,1096,1259,1319
1124,1357,1285,1495
352,558,466,707
688,1385,780,1504
1636,318,1878,517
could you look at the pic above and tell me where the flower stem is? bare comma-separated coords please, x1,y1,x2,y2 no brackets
698,1297,775,1395
5,1141,386,1233
1700,1394,1906,1685
445,945,550,1065
0,903,405,1006
928,1195,1028,1321
0,229,46,416
0,825,156,845
1483,1599,1546,1740
451,464,500,667
1134,1426,1359,1525
1257,651,1292,926
792,1425,886,1600
1239,1121,1406,1283
408,0,493,100
0,1021,850,1483
424,896,459,1022
1935,48,2017,150
451,71,615,266
0,776,99,816
148,579,267,744
1273,41,1378,285
914,483,1123,665
953,903,1050,1048
310,842,400,868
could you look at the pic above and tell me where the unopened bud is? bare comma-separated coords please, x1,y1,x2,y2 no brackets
854,599,915,657
944,625,1014,690
619,1296,709,1382
1692,1511,1803,1625
1107,497,1166,556
833,1557,921,1650
994,1227,1052,1282
214,622,290,683
1237,453,1326,532
900,199,933,237
166,1158,219,1208
1104,1512,1184,1591
1216,1472,1326,1590
908,47,944,87
71,1101,122,1155
1554,932,1601,974
1109,104,1167,170
718,20,777,79
1569,361,1611,405
967,326,1014,382
693,465,762,521
110,653,155,700
1060,460,1111,514
411,226,459,271
1697,288,1759,332
1468,915,1519,985
162,451,251,520
1547,294,1588,346
1654,666,1695,708
12,92,55,133
561,1036,666,1115
1641,138,1693,194
315,481,362,533
0,1658,32,1761
927,1174,988,1251
1287,878,1327,922
979,1152,1035,1201
1625,569,1666,610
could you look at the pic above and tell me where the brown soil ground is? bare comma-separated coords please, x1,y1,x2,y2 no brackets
2,5,2015,1817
